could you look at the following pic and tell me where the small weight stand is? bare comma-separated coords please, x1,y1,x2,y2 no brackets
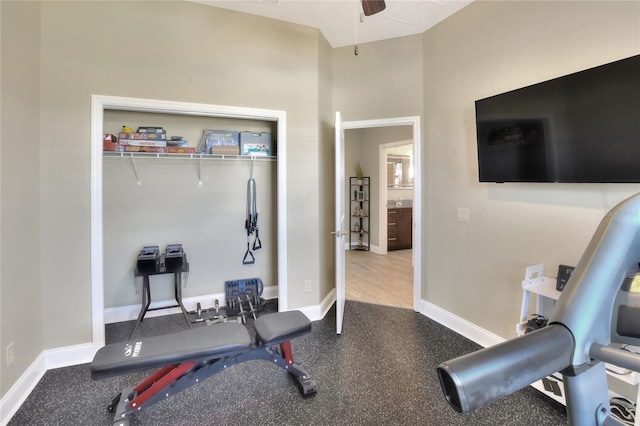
130,253,190,339
225,278,264,319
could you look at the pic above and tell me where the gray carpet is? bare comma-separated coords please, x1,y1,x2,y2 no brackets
8,301,566,425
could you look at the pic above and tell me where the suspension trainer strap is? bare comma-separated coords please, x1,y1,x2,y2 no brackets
243,177,258,264
249,177,262,250
252,180,261,253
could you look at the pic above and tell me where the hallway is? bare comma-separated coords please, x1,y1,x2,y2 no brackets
345,249,413,309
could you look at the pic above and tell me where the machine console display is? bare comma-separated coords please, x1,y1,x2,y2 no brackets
623,272,640,293
612,270,640,344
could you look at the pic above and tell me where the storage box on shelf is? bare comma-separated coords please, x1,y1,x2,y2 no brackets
240,131,272,156
199,129,239,155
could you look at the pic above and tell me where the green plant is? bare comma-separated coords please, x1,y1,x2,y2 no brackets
355,162,363,180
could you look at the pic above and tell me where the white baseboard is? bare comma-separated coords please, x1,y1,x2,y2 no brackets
44,343,96,369
104,286,279,324
369,244,382,254
296,288,336,321
0,343,98,426
345,243,381,254
419,299,504,348
0,353,46,426
320,288,337,318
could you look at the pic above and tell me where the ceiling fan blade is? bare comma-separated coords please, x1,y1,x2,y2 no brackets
361,0,386,16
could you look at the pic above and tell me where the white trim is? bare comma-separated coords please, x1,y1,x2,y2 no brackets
296,288,336,321
44,344,95,369
420,299,505,348
345,243,382,254
91,95,288,351
0,353,46,426
103,286,280,324
0,344,108,424
378,145,388,254
342,116,422,312
368,244,383,255
90,96,105,351
411,120,422,313
275,113,288,311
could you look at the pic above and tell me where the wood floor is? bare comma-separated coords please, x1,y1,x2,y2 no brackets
346,249,413,309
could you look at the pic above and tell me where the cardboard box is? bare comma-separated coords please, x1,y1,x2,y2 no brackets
119,139,167,147
166,146,196,154
240,131,272,156
211,145,240,155
167,139,189,147
136,127,165,134
123,145,166,153
103,133,118,142
103,140,122,152
203,130,239,146
119,132,166,140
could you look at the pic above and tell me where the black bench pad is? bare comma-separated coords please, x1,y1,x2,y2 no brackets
91,323,251,380
254,311,311,345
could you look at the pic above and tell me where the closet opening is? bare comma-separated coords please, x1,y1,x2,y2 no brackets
90,95,288,350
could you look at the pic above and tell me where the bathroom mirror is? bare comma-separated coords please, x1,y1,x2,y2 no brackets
387,144,413,189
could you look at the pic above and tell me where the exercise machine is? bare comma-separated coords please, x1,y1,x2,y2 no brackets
91,310,316,426
438,192,640,425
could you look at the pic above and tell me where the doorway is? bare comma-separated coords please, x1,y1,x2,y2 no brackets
340,116,421,312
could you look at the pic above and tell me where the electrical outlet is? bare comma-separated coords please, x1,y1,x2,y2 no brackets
457,207,470,223
6,342,15,367
304,280,312,293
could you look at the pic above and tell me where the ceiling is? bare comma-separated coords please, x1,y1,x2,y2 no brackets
192,0,474,48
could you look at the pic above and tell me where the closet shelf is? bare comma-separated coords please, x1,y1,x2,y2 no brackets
103,151,276,186
103,152,277,161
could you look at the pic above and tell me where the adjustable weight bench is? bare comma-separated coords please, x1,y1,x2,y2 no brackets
91,310,316,426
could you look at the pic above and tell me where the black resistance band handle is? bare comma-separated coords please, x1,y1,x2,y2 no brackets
242,246,255,265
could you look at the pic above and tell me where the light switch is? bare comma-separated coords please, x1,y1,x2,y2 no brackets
457,207,470,223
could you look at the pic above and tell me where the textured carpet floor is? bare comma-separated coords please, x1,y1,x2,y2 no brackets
9,301,566,425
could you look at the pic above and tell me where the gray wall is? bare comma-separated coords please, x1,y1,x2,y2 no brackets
421,0,640,338
1,0,333,397
0,0,44,397
333,34,424,122
318,34,336,301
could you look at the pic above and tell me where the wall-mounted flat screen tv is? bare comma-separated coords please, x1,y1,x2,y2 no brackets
475,54,640,183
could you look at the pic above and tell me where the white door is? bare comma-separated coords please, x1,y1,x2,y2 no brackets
334,111,346,334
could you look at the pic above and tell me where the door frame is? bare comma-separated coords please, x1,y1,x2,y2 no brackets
342,116,421,311
90,95,288,351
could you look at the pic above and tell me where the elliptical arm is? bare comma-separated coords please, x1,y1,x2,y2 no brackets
551,192,640,366
437,192,640,422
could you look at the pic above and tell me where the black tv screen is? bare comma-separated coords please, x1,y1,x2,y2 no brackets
475,54,640,183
